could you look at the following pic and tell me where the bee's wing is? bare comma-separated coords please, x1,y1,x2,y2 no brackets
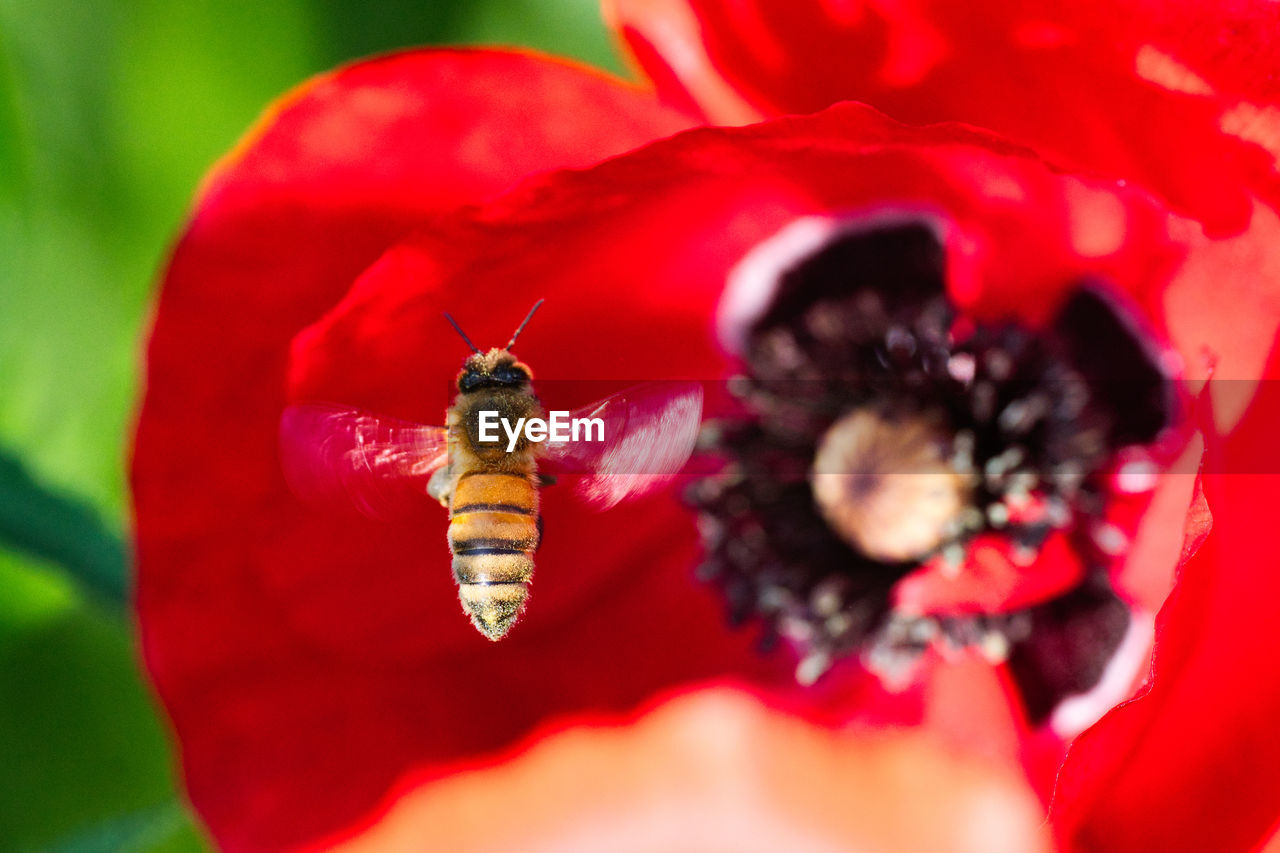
542,381,703,509
279,403,448,521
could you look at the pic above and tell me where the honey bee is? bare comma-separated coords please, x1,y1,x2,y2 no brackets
280,301,703,640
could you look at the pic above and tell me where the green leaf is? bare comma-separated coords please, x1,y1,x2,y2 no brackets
0,446,127,608
0,553,205,849
24,802,204,853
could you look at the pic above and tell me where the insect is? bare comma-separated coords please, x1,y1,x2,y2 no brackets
279,301,704,640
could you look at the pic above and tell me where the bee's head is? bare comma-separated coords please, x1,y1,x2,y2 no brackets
458,349,533,393
445,300,543,394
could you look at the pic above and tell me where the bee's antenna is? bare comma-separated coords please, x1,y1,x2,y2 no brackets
443,312,481,354
506,298,545,350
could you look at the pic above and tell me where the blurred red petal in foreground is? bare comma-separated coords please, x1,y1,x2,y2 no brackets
328,688,1052,853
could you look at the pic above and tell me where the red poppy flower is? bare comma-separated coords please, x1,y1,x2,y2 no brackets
132,4,1280,852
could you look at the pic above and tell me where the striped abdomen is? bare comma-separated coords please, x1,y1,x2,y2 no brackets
448,471,540,640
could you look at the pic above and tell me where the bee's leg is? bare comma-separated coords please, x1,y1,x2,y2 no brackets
537,473,557,488
426,466,453,507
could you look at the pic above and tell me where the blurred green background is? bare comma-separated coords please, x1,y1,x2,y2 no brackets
0,1,621,849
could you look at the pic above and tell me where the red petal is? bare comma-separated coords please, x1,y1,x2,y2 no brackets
1163,201,1280,430
133,48,697,851
1261,823,1280,853
1106,435,1210,613
326,688,1052,853
609,0,1280,232
1053,350,1280,851
895,533,1085,615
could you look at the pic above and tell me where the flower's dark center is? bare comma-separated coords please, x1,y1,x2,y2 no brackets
689,221,1174,717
